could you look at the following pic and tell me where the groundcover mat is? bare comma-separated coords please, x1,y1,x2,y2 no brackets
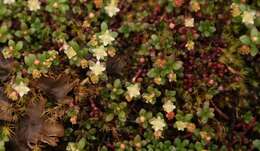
0,0,260,150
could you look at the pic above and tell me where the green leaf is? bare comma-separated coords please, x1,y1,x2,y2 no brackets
113,79,121,88
251,27,259,37
105,113,114,122
101,22,108,31
24,54,36,66
253,139,260,150
251,44,259,56
147,68,159,78
239,35,251,45
77,138,86,150
172,61,183,70
15,41,23,51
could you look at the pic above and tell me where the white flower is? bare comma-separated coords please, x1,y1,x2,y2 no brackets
92,46,107,60
150,116,166,131
127,84,140,99
242,10,256,25
99,30,115,46
12,82,30,97
28,0,41,11
90,61,106,76
3,0,15,4
184,18,194,27
175,121,188,131
64,46,77,59
105,0,120,17
163,101,176,113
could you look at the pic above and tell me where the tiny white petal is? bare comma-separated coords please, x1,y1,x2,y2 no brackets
163,101,176,113
127,84,140,98
99,30,115,46
242,10,256,25
92,46,107,60
28,0,41,11
90,61,106,76
150,116,166,131
105,1,120,17
12,82,30,97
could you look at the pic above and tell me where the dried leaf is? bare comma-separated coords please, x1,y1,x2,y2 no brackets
16,97,64,149
33,75,79,101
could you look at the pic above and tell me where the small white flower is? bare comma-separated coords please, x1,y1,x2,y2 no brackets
242,10,256,25
184,18,194,27
92,46,107,60
99,30,115,46
90,61,106,76
150,116,166,131
12,82,30,97
64,46,77,59
175,121,188,131
127,84,140,99
105,0,120,17
28,0,41,11
163,101,176,113
3,0,15,4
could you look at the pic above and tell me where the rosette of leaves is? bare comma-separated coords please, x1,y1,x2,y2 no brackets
242,111,254,124
196,102,214,124
105,102,127,125
96,22,118,46
239,27,260,56
174,138,190,151
26,18,50,44
175,111,193,123
46,0,70,15
2,40,23,59
14,21,33,43
198,21,216,37
66,40,89,66
114,140,133,151
174,138,208,151
104,79,124,101
174,111,193,130
24,50,58,75
0,23,12,43
136,109,153,128
66,138,87,151
145,140,175,151
162,90,176,103
147,59,183,85
148,30,174,50
142,86,161,104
